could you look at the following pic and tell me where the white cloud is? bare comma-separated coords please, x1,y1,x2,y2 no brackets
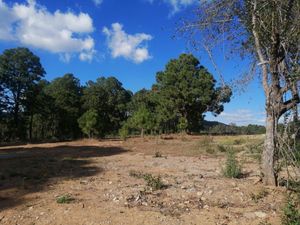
103,23,153,63
0,0,17,40
92,0,103,6
0,0,96,62
208,109,266,126
147,0,198,14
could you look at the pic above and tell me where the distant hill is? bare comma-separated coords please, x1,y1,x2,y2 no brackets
202,120,266,135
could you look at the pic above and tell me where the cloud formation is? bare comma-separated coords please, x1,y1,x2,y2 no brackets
147,0,197,14
103,23,153,63
0,0,96,62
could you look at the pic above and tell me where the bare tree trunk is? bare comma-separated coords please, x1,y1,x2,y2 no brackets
262,112,278,186
141,128,144,138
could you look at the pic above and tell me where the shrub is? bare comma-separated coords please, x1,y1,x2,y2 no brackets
56,195,74,204
282,196,300,225
129,171,165,190
119,124,129,141
143,174,164,190
222,149,242,178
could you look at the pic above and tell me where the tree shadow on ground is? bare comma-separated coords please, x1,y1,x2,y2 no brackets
0,145,128,210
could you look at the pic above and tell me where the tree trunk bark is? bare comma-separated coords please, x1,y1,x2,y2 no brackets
262,113,278,186
141,128,144,138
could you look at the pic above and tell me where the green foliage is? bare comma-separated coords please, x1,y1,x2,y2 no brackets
78,109,98,138
0,49,234,142
153,54,231,133
119,123,129,141
207,123,266,135
223,149,242,178
129,171,164,190
82,77,132,137
128,105,155,137
56,195,75,204
177,116,188,133
45,74,81,139
282,196,300,225
143,174,164,190
0,47,45,139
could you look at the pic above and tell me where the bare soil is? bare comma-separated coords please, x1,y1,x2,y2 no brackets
0,135,286,225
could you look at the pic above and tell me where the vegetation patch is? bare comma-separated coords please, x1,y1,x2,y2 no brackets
282,195,300,225
222,149,242,178
56,194,75,204
129,170,165,190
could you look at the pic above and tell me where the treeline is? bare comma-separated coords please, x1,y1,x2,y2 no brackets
0,48,234,142
203,122,266,135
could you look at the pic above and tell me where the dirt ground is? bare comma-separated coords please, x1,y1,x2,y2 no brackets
0,135,288,225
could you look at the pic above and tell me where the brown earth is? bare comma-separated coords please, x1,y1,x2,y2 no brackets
0,135,287,225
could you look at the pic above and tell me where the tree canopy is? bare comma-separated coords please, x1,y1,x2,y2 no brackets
153,54,231,133
0,48,235,142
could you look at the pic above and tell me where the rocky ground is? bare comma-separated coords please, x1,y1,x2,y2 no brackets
0,135,287,225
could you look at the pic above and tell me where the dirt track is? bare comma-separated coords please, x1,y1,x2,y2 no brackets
0,136,286,225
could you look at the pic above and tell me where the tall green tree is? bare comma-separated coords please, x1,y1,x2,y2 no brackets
78,109,98,138
128,105,155,137
82,76,132,136
153,54,231,133
0,47,45,139
181,0,300,185
45,73,81,139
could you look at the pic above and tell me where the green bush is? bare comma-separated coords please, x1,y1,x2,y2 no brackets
143,174,164,190
119,124,129,141
56,195,74,204
282,196,300,225
222,149,242,178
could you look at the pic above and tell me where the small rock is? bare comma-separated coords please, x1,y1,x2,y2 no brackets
203,205,209,209
254,211,267,218
80,180,88,184
108,181,113,185
197,191,203,196
201,197,206,201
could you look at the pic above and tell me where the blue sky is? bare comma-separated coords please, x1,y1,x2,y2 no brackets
0,0,266,125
